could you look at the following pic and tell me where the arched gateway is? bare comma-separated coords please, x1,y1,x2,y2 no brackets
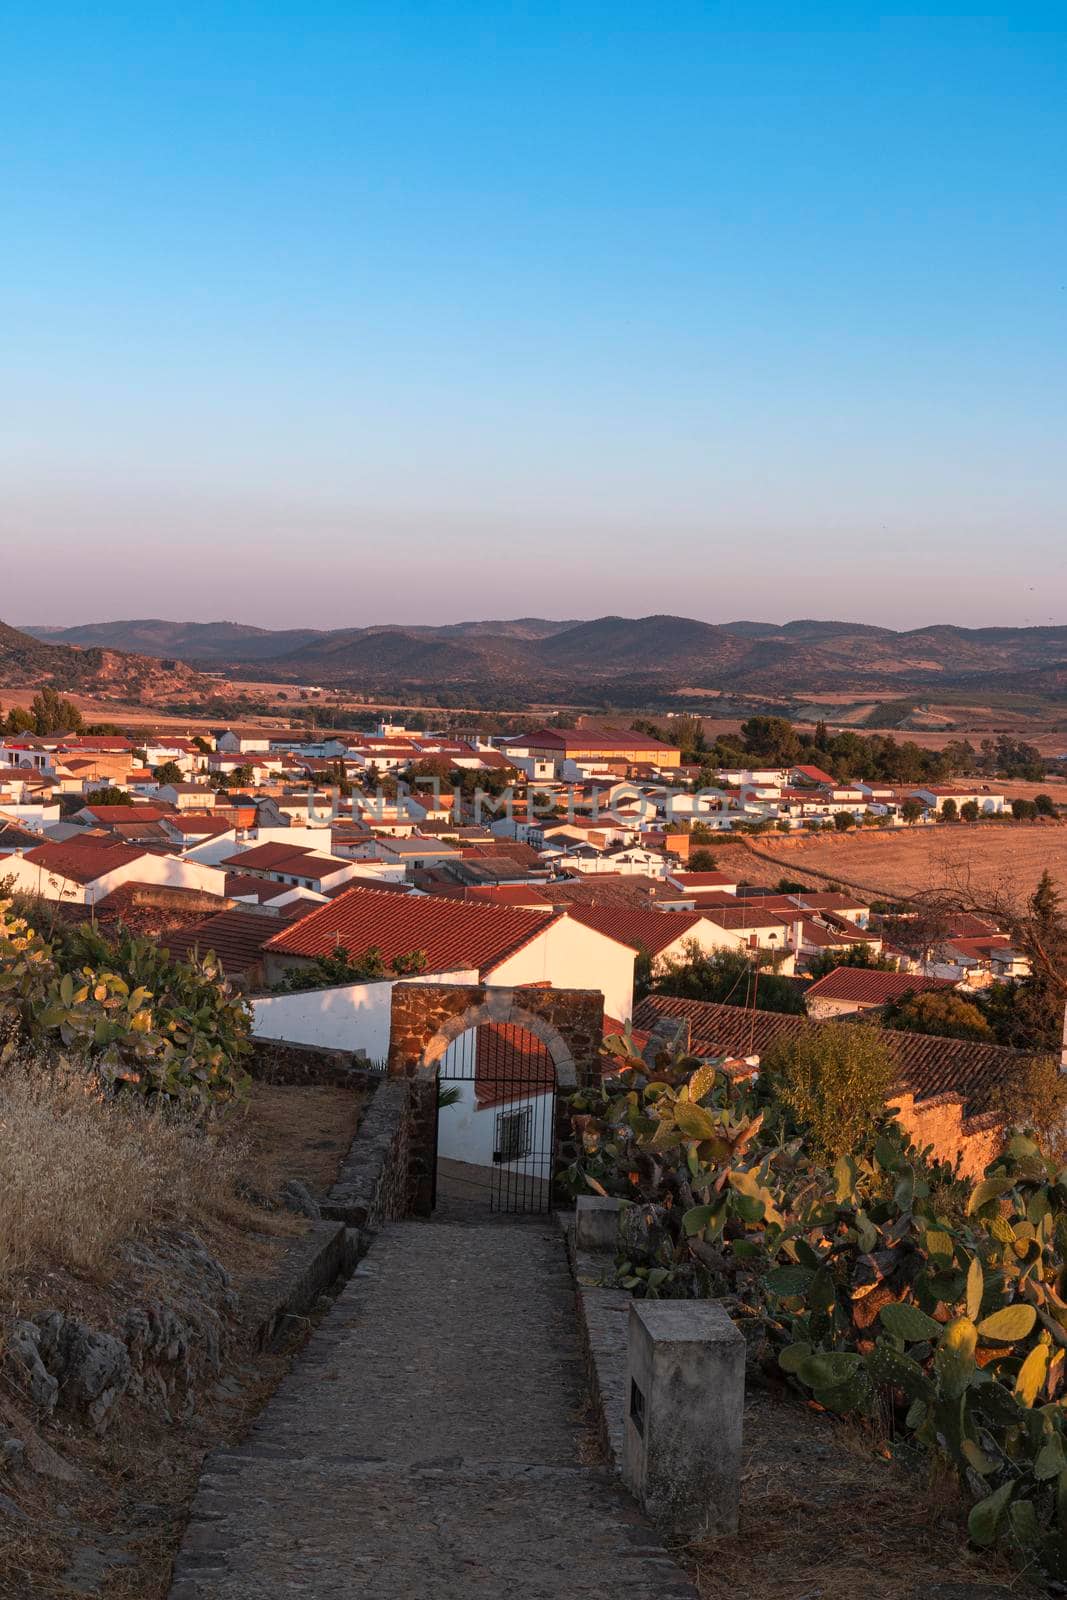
388,983,605,1215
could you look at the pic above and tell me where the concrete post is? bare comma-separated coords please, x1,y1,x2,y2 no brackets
575,1194,627,1252
622,1299,744,1540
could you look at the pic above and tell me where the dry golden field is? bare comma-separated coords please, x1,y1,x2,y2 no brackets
737,821,1067,905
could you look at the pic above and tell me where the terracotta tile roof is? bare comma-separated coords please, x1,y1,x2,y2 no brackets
0,817,41,851
471,1023,556,1109
633,995,1046,1113
699,906,794,932
223,872,297,902
667,871,740,889
162,813,235,836
78,805,169,823
52,881,232,936
565,906,707,955
803,969,954,1005
22,840,148,885
454,886,553,909
164,910,280,979
460,840,543,868
263,884,553,977
218,842,339,876
60,736,135,752
538,876,682,910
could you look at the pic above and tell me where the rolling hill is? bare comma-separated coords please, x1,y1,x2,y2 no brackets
18,614,1067,705
0,621,212,699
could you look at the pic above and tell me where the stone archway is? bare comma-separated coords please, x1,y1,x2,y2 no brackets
388,982,605,1214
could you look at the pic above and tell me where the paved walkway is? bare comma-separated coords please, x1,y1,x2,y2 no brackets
169,1218,697,1599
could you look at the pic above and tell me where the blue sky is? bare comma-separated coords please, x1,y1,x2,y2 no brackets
2,3,1065,629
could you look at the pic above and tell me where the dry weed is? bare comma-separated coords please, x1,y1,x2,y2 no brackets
0,1052,253,1289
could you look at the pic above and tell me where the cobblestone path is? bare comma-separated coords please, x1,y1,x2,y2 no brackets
168,1217,697,1599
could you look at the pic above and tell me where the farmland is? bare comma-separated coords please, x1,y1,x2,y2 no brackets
736,821,1067,905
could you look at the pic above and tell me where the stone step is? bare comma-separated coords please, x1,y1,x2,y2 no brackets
170,1456,699,1600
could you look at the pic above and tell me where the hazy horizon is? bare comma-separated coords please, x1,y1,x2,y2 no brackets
3,4,1065,629
15,608,1067,636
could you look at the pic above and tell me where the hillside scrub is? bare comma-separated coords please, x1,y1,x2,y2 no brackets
563,1031,1067,1577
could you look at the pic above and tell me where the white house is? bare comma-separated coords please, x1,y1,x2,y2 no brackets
3,841,227,905
258,884,636,1025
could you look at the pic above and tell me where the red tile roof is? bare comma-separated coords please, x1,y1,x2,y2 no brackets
667,871,740,889
803,969,953,1005
565,905,707,956
78,805,169,823
455,885,553,909
224,872,297,902
633,995,1045,1114
162,813,235,836
219,842,313,871
471,1024,556,1109
164,911,280,979
263,884,552,976
22,840,148,884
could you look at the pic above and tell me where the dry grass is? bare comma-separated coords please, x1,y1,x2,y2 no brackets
739,822,1067,903
0,1066,366,1600
0,1054,256,1292
234,1082,365,1199
689,1390,1034,1600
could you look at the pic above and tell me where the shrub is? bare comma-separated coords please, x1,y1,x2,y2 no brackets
883,989,993,1043
653,944,806,1015
560,1037,1067,1575
0,897,252,1107
688,848,718,871
762,1023,896,1159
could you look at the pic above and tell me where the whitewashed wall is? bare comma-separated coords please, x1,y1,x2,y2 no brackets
250,968,479,1059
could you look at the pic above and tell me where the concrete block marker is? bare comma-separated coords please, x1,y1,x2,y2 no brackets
622,1299,744,1540
575,1193,628,1252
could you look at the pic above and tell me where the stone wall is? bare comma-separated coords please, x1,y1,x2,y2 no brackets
248,1036,368,1087
321,1076,416,1231
890,1090,1004,1177
388,982,605,1085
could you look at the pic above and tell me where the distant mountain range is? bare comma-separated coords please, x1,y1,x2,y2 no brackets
18,615,1067,704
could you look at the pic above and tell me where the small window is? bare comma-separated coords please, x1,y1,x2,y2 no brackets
494,1106,532,1163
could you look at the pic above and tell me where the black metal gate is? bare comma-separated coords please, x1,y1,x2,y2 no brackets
434,1023,557,1214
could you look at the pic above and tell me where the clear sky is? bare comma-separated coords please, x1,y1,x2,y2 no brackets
2,2,1065,630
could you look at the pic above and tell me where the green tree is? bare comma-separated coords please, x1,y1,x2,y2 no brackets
653,945,806,1015
29,686,84,735
1035,793,1057,818
273,945,428,993
833,810,855,832
688,847,718,872
959,799,980,823
901,798,924,826
940,797,958,822
82,786,132,808
988,1055,1067,1165
740,715,800,766
805,943,897,979
1012,797,1038,822
762,1023,896,1159
153,760,185,785
883,989,993,1042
